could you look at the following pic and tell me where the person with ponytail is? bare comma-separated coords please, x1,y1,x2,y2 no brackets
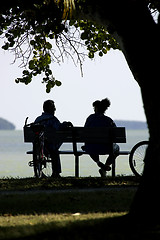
83,98,119,177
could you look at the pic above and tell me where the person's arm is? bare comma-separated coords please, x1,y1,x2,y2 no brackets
84,115,93,127
60,121,73,130
112,120,117,127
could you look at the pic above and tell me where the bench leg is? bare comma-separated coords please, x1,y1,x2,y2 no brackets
112,157,116,177
75,155,79,177
112,154,119,177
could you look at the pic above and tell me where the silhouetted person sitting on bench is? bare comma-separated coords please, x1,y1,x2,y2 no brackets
82,98,119,177
35,100,72,178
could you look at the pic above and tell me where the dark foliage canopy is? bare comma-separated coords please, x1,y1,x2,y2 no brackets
0,0,159,92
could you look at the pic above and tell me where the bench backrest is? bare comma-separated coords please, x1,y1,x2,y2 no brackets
24,126,126,144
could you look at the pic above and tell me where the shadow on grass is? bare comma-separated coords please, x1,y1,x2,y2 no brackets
0,189,159,239
0,189,135,215
2,214,159,240
34,215,160,240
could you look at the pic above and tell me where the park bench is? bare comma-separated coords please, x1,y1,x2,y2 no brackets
24,126,130,177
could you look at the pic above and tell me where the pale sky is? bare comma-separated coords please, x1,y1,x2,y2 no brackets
0,47,146,130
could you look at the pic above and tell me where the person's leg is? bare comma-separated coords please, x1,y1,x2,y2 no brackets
89,154,105,168
45,142,62,177
105,144,120,168
50,150,61,177
89,154,107,177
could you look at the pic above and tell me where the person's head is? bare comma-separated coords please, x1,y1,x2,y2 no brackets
93,98,111,114
93,100,101,113
43,100,56,115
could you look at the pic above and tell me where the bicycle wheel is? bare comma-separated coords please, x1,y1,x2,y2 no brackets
129,141,149,177
33,142,43,178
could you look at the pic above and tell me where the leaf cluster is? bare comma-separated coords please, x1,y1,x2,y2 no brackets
0,1,120,92
75,20,120,59
0,1,65,92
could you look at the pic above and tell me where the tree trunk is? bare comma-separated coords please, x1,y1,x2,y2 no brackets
79,0,160,223
111,3,160,223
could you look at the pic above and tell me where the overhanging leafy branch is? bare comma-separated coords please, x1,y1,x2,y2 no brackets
0,0,158,92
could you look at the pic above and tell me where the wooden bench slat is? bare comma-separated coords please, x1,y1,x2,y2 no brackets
27,150,130,155
24,126,126,143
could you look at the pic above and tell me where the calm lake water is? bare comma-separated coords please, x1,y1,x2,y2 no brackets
0,129,149,178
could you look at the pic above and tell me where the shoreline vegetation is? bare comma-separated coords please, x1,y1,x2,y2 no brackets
115,120,147,130
0,117,15,130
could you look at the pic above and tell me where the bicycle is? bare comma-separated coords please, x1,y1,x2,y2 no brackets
129,140,149,177
27,123,53,178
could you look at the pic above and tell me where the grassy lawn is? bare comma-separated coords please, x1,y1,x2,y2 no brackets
0,188,135,239
0,176,139,191
0,212,127,240
0,188,135,215
0,177,159,239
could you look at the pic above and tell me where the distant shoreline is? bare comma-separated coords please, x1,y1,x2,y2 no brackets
115,120,147,130
0,118,147,131
0,118,15,130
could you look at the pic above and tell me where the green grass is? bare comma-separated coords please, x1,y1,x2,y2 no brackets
0,188,135,239
0,176,139,191
0,189,135,215
0,213,127,240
